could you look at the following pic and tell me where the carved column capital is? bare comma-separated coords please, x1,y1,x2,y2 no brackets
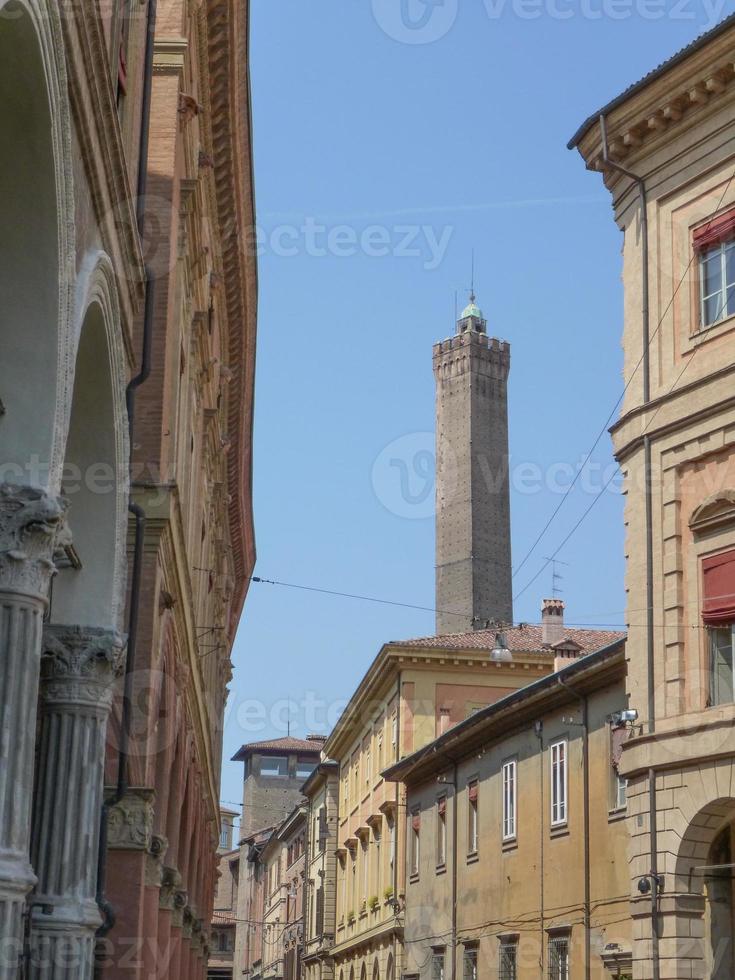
0,484,66,600
159,866,182,910
41,625,126,708
107,789,155,851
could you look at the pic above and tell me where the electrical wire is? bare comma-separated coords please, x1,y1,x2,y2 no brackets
510,163,735,583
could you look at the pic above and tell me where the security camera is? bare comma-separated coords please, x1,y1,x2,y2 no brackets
637,877,651,894
610,709,639,726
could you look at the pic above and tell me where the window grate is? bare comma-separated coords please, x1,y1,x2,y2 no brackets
548,936,569,980
499,942,517,980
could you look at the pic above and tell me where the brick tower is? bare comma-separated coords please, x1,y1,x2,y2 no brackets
434,293,513,634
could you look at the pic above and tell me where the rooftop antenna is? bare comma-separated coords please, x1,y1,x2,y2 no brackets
541,556,568,597
470,248,475,303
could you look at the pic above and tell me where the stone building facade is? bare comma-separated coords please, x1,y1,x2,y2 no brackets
384,641,631,980
232,737,324,974
312,618,623,980
434,295,513,634
303,761,340,980
0,0,256,977
261,806,308,980
570,14,735,980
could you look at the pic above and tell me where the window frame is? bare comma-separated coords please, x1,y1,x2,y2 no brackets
698,238,735,329
259,755,289,778
499,938,518,980
436,796,447,868
467,780,479,856
463,945,478,980
502,758,517,842
547,933,570,980
431,948,445,980
709,623,735,707
550,740,568,828
410,808,421,878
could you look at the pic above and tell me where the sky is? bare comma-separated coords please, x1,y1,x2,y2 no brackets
218,0,735,817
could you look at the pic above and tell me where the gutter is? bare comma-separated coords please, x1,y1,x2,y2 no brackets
94,0,158,970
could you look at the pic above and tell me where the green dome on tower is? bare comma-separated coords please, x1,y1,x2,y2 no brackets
460,300,483,320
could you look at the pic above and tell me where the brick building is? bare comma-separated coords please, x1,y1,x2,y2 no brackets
0,1,257,977
569,14,735,979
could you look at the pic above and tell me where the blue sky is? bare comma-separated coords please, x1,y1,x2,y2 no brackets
219,0,735,816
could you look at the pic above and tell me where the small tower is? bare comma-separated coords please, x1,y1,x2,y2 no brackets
434,291,513,634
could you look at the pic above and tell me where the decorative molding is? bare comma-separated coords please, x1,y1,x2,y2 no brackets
107,789,155,851
40,625,126,707
0,484,66,600
145,834,169,888
159,866,183,911
689,489,735,535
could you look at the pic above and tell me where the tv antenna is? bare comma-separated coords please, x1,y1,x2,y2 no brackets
541,556,568,597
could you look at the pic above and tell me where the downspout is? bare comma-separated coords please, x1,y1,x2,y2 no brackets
599,113,659,980
557,678,590,980
450,760,458,980
393,671,401,980
94,0,159,967
535,722,544,980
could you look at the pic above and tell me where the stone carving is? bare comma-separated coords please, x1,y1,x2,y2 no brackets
0,484,66,599
40,625,126,706
107,789,155,851
159,866,182,911
145,834,169,887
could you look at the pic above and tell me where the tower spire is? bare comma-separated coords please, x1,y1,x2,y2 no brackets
470,248,475,303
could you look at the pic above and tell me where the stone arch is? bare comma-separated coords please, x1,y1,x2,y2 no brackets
360,964,367,980
372,958,380,980
386,953,394,980
672,791,735,980
52,254,128,631
0,0,75,492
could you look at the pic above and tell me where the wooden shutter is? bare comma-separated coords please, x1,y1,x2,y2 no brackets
703,550,735,626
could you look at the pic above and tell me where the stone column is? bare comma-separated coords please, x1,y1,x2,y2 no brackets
29,625,125,979
0,485,65,978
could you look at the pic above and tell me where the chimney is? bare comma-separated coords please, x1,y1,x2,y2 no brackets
541,598,565,647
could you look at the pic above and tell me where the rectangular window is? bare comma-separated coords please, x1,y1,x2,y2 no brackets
468,781,479,855
410,809,421,877
463,946,478,980
365,744,372,786
431,949,445,980
709,625,735,706
437,797,447,866
220,825,229,849
391,712,398,750
502,760,517,841
260,756,288,777
499,939,517,980
699,239,735,327
550,740,567,827
548,935,569,980
610,723,628,811
296,760,315,780
377,730,384,770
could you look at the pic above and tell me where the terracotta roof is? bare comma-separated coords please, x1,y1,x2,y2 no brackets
568,13,735,148
397,624,625,654
231,736,324,761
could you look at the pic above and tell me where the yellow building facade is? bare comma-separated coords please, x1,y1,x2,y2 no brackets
570,14,735,979
385,641,631,980
311,622,623,980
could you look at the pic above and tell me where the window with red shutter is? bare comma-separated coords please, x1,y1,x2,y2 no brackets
694,210,735,327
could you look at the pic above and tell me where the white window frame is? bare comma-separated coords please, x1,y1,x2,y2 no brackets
550,740,568,827
468,782,479,855
410,810,421,877
699,239,735,328
709,624,735,707
502,759,517,841
436,797,447,867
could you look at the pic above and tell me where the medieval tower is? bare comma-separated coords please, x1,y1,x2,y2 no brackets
434,292,513,634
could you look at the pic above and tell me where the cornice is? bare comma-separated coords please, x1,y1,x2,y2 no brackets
573,29,735,176
204,0,258,633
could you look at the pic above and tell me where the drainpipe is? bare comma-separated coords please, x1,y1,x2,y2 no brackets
557,678,590,980
450,760,458,980
94,0,159,968
535,721,544,980
598,114,659,980
393,672,401,980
